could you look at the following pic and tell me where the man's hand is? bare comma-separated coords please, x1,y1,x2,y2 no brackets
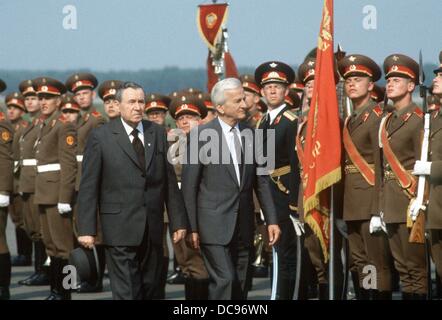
0,194,10,207
267,224,281,246
57,203,72,214
369,216,387,234
289,215,305,237
412,160,432,176
188,232,200,250
78,235,95,249
408,198,425,222
172,229,187,244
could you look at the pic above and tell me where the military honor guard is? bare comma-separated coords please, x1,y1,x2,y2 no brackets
338,54,392,299
33,77,77,300
98,80,122,120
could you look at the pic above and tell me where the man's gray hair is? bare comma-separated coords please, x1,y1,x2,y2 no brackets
115,81,144,102
211,78,242,107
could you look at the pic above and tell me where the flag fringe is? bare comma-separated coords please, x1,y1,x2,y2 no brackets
303,166,341,213
305,213,329,263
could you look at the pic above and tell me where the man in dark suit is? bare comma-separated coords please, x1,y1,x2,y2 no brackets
76,82,187,300
181,78,281,300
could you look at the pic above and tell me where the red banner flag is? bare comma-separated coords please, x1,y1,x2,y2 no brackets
302,0,341,260
197,3,229,53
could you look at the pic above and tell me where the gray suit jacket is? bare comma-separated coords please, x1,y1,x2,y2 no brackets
181,119,278,246
77,118,186,247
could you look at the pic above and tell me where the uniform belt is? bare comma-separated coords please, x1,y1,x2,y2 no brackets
383,169,413,181
344,164,374,174
22,159,37,166
76,155,83,162
37,163,61,173
270,165,291,178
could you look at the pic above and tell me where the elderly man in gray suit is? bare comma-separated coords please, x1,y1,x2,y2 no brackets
76,82,187,300
181,78,281,300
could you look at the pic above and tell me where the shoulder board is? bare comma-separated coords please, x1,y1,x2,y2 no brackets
57,114,69,124
372,105,383,117
0,112,5,121
413,107,423,119
91,111,102,118
283,110,298,121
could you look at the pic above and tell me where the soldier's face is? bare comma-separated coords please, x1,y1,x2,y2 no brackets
117,88,145,126
39,95,60,115
216,87,247,122
62,110,80,123
24,95,40,113
433,72,442,95
244,91,260,112
146,110,166,126
261,83,288,108
74,89,95,109
104,99,120,119
344,76,374,100
6,106,24,121
305,80,314,99
386,77,415,101
176,114,200,133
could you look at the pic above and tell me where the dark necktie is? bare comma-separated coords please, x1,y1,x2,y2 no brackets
262,113,270,129
131,129,145,171
231,126,244,183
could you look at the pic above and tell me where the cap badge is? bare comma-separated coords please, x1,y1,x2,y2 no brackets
349,56,356,62
269,62,278,68
41,86,48,92
350,65,356,71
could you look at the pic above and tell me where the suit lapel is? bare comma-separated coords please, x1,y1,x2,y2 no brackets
213,119,239,187
112,118,143,171
142,120,155,171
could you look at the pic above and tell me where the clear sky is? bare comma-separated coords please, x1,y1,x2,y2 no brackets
0,0,440,71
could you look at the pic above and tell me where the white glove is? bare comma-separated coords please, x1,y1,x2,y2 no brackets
408,198,425,222
369,216,387,234
289,215,305,237
0,194,10,207
412,160,432,176
57,203,72,214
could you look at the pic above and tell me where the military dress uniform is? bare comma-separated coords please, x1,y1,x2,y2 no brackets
6,93,34,266
427,56,442,291
33,77,77,300
255,61,301,300
168,93,210,300
98,80,123,120
379,54,427,299
16,80,50,286
338,54,392,299
0,109,14,300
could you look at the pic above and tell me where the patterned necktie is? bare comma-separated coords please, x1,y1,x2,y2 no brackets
131,129,145,171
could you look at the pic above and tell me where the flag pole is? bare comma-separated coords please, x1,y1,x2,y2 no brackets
329,185,335,300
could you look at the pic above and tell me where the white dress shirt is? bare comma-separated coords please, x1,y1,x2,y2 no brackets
121,118,145,146
218,117,242,184
266,103,286,124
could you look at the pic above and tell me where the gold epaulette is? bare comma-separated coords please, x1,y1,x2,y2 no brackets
283,110,298,121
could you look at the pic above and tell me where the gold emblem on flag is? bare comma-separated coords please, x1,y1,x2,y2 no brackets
206,13,218,29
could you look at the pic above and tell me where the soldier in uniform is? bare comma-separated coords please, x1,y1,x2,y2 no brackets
98,80,122,120
60,94,81,124
33,77,77,300
289,81,305,100
144,93,170,126
168,93,210,299
255,61,300,299
240,74,263,128
338,54,392,299
0,79,14,300
379,54,427,299
16,80,49,286
285,89,301,112
412,51,442,297
370,84,386,104
6,92,34,267
65,73,106,293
